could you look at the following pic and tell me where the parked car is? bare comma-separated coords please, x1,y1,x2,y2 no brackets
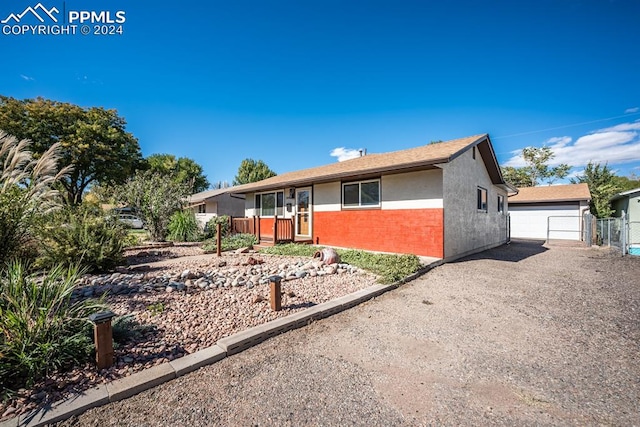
118,214,144,229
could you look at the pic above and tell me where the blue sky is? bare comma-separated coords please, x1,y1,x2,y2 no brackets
2,0,640,187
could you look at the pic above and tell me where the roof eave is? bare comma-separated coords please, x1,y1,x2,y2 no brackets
509,197,591,204
232,160,449,194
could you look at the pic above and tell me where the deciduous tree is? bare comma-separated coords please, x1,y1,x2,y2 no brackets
145,153,210,193
571,162,621,218
501,146,571,187
114,171,190,241
233,158,276,185
0,96,142,204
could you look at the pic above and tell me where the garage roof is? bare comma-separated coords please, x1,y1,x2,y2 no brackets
509,183,591,204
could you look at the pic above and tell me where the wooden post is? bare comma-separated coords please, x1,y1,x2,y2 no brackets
289,218,294,241
216,222,222,256
256,216,261,242
89,311,115,370
274,214,279,245
94,322,114,369
269,276,282,311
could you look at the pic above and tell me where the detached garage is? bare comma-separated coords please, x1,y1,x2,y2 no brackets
509,184,591,240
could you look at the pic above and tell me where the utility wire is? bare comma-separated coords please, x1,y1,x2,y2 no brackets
492,111,640,140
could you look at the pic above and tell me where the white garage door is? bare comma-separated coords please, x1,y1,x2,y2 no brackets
510,204,581,240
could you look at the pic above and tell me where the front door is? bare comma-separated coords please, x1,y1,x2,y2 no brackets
295,187,311,237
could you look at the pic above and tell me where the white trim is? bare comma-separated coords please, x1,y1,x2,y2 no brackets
314,203,341,212
381,199,443,210
295,187,312,237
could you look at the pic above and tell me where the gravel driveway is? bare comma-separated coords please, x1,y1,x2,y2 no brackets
56,240,640,426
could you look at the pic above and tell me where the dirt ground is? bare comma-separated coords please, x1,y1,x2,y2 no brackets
56,240,640,426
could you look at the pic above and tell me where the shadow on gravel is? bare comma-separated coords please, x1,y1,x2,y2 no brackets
454,239,548,263
284,302,317,310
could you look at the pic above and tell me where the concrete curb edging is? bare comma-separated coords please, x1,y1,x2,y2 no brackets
2,260,441,427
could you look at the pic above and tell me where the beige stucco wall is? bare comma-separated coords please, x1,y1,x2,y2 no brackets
381,170,443,209
313,182,341,212
312,170,443,212
441,147,509,260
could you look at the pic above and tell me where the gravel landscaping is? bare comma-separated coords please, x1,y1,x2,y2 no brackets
0,245,377,421
48,240,639,426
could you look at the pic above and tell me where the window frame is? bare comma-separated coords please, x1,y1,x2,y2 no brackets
341,179,381,209
254,191,284,217
477,186,488,212
497,194,505,214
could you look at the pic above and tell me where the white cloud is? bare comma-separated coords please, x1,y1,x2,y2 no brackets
504,120,640,168
20,74,34,81
545,136,572,146
625,107,639,114
330,147,362,162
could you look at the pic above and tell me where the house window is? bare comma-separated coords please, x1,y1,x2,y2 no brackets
498,195,504,214
255,191,284,216
198,204,206,214
342,180,380,208
477,187,488,212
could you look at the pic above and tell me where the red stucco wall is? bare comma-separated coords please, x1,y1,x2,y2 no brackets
313,209,444,258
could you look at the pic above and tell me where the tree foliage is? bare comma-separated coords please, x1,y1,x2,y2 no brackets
612,173,640,193
145,153,210,194
501,166,532,188
571,162,621,218
114,171,190,241
0,96,142,204
501,146,571,187
233,158,276,185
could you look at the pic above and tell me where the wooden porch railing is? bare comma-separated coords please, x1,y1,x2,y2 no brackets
273,217,294,243
232,216,294,244
232,217,255,235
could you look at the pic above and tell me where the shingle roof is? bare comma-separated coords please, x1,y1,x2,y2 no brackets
187,187,236,204
508,183,591,203
233,134,501,193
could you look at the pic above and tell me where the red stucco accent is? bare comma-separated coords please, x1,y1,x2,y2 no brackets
313,209,444,258
259,217,274,238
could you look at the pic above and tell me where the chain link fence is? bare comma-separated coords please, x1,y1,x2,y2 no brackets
547,215,584,242
596,217,625,251
594,212,640,256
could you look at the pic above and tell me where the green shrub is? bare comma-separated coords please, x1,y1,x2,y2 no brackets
146,302,165,316
112,314,155,344
204,215,230,239
203,233,258,252
0,262,107,393
0,132,68,269
338,250,421,284
36,204,128,273
113,171,191,242
168,210,202,242
259,245,421,284
259,243,319,257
